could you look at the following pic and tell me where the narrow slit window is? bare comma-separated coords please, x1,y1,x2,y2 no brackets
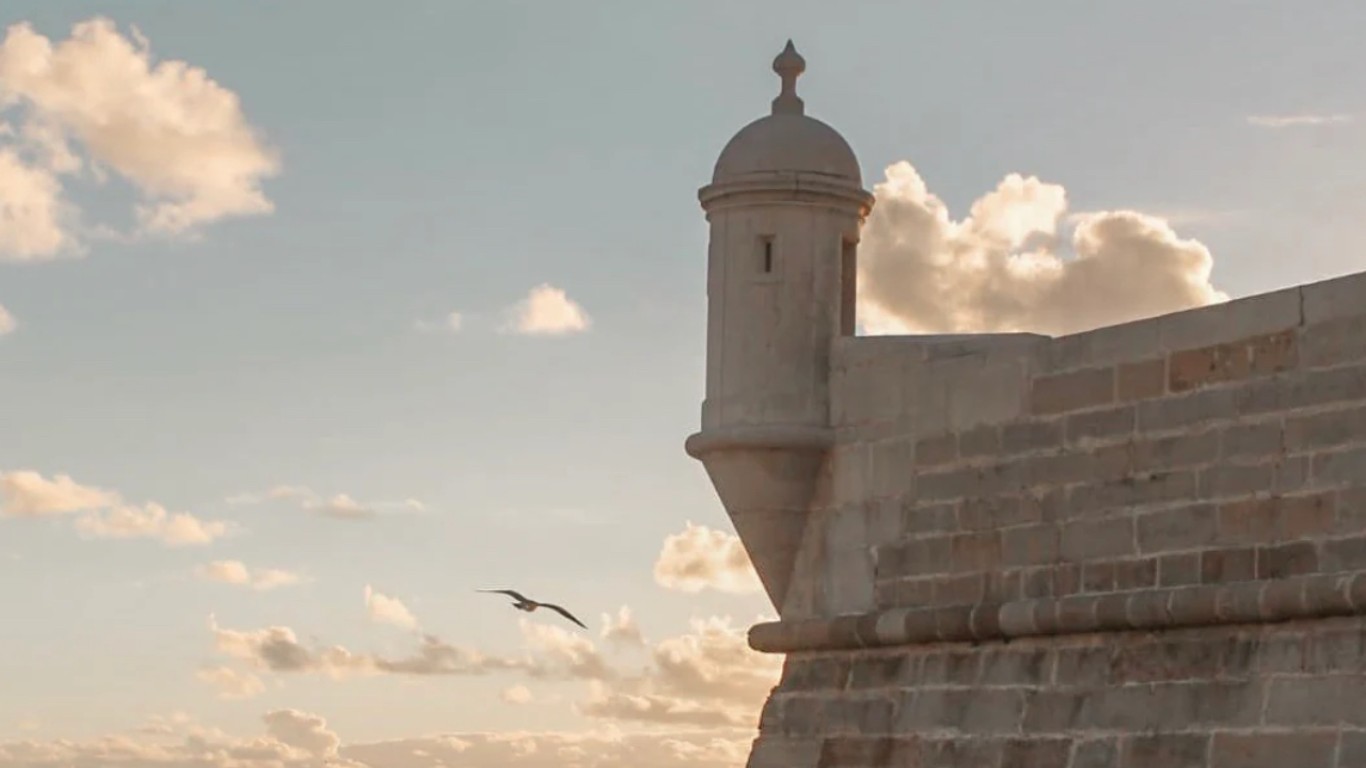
760,237,774,274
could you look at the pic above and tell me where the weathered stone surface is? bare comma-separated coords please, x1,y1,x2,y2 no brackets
690,43,1366,768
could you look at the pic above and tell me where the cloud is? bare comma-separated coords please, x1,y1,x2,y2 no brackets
73,501,228,546
0,17,280,259
414,311,464,333
207,615,526,680
364,585,419,630
197,560,301,591
501,684,534,704
0,304,15,335
195,664,266,700
1,469,228,546
600,606,645,647
204,609,780,731
0,712,753,768
0,470,117,517
227,484,425,520
507,283,591,336
653,522,762,595
0,143,72,260
856,161,1229,336
1247,113,1352,128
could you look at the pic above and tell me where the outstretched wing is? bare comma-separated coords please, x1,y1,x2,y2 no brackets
478,588,530,602
542,602,587,629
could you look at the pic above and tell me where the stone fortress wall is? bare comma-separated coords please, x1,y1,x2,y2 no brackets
686,41,1366,768
749,273,1366,767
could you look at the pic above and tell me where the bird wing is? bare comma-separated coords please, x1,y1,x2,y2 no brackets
542,602,587,629
478,589,530,602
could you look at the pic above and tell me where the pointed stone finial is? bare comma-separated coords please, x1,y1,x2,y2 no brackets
771,39,806,116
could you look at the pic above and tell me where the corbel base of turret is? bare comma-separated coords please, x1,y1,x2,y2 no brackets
685,425,832,613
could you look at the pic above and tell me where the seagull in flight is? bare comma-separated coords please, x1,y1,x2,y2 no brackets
478,589,587,629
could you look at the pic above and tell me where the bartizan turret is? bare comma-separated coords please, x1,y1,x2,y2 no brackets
685,41,874,613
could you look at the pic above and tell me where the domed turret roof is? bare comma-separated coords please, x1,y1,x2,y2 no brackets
711,41,862,185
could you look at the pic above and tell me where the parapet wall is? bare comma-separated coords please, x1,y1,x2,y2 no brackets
747,270,1366,768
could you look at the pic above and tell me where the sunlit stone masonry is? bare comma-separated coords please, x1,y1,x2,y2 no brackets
685,40,1366,768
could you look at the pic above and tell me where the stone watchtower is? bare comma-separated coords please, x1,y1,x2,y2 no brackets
689,42,1366,768
686,41,873,612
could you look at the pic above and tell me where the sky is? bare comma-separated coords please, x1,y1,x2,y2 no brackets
1,1,1365,766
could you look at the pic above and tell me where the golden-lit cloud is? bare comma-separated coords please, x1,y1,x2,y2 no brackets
0,469,228,546
600,606,645,647
0,710,753,767
506,283,592,336
0,304,15,336
195,664,266,700
0,470,117,517
226,484,425,520
857,161,1229,336
501,684,534,704
653,522,762,595
0,17,280,260
364,585,419,630
197,560,301,591
204,609,780,731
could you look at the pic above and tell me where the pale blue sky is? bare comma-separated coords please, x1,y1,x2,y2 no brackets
1,0,1364,761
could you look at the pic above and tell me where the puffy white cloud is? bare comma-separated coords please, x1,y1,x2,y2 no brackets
204,608,780,731
0,470,116,517
0,16,280,259
600,606,645,647
226,484,424,520
195,664,266,700
1,469,228,546
0,713,752,768
0,304,15,336
73,502,227,546
501,684,534,704
507,283,591,336
197,560,301,591
1247,113,1352,128
364,585,419,630
653,522,762,595
0,144,71,260
306,493,375,520
857,161,1228,337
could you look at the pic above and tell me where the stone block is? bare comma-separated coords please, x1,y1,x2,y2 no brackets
1139,386,1238,433
1256,541,1318,580
1038,318,1162,374
1312,445,1366,488
1061,517,1135,561
1168,339,1253,393
957,424,1001,458
999,738,1072,768
978,646,1052,687
1220,420,1285,460
903,502,958,535
1137,503,1218,554
1157,284,1300,351
1320,534,1366,572
1300,314,1366,368
1001,524,1061,567
1158,552,1201,587
1069,739,1118,768
913,432,957,468
1118,358,1167,401
1213,727,1338,765
1200,547,1256,584
1001,418,1064,455
1300,269,1366,325
1120,733,1210,768
1065,404,1136,446
1030,366,1116,415
745,736,821,768
1285,405,1366,451
1199,462,1277,499
1131,430,1221,472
